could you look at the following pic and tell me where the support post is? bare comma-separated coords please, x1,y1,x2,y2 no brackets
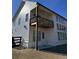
35,6,38,50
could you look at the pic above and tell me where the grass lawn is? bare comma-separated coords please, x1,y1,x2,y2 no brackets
12,48,67,59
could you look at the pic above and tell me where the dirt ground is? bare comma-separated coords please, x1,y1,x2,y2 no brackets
12,48,67,59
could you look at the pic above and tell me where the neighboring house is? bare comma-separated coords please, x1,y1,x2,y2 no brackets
12,0,67,49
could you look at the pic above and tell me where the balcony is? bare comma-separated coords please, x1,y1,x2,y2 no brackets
30,6,54,28
30,15,54,28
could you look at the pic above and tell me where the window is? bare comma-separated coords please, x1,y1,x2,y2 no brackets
59,24,60,30
59,17,60,22
62,25,64,30
60,32,62,40
18,18,21,25
62,32,64,40
56,16,58,22
57,24,58,29
58,32,60,40
24,25,27,30
64,32,67,40
25,14,28,22
57,23,66,31
42,32,45,39
57,24,59,30
62,19,64,24
58,32,63,40
64,26,66,31
33,30,42,42
56,15,65,24
62,32,65,40
58,32,67,40
61,25,63,30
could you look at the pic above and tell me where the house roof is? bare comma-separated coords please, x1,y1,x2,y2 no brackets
12,1,67,22
37,2,67,21
12,1,25,22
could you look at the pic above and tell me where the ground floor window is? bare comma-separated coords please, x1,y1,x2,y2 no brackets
42,32,45,39
58,32,67,40
33,30,45,41
33,30,41,41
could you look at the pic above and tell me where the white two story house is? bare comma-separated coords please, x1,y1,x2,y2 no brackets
12,0,67,49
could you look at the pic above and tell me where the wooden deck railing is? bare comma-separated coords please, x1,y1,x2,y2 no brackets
12,37,22,47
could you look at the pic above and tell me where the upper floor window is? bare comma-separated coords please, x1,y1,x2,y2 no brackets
57,23,59,30
56,16,58,22
57,23,66,31
25,14,28,22
56,15,65,24
18,18,21,25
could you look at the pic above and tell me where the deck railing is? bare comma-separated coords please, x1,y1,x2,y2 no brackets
30,15,54,28
12,37,22,47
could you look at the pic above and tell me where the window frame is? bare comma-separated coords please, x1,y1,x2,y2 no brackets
25,14,29,22
42,32,45,39
18,18,21,25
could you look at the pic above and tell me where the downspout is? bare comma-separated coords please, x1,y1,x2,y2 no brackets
35,5,38,50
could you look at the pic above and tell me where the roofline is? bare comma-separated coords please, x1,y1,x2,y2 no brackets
12,1,25,22
37,2,67,21
12,1,67,22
